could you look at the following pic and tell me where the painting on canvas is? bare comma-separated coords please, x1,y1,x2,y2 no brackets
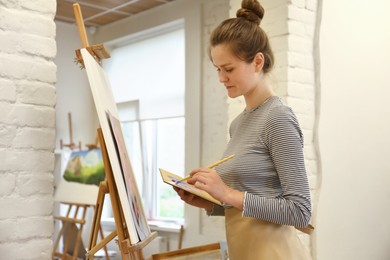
55,149,105,205
107,111,150,240
81,48,151,244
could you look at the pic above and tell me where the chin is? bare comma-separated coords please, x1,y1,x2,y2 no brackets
227,92,240,99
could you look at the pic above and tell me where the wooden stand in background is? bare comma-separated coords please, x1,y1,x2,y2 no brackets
60,112,81,150
86,128,157,260
52,202,110,260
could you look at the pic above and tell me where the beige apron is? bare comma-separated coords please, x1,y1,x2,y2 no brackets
225,208,311,260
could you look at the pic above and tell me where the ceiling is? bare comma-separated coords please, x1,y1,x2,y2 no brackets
55,0,178,27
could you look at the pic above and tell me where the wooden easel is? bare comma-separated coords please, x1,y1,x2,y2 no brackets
53,202,87,259
71,3,157,259
53,203,111,259
55,109,106,259
53,202,111,260
53,137,110,259
60,112,81,150
86,129,157,260
72,3,110,68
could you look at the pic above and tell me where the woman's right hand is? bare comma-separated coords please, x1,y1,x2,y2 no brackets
173,186,214,211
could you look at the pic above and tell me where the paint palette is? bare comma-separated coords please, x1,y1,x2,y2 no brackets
159,168,222,206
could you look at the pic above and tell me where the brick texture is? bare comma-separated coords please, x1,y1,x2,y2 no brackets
0,1,56,259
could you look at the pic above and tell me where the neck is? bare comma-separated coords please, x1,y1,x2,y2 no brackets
244,80,275,111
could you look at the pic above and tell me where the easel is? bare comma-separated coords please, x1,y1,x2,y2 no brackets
71,3,157,259
87,129,157,260
60,112,81,150
72,3,110,68
53,114,110,259
54,110,84,259
53,202,111,260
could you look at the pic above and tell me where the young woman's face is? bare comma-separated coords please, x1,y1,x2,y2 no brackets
210,44,260,98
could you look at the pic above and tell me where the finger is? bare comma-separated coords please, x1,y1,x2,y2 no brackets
191,167,213,176
192,174,209,185
194,180,206,189
187,178,196,185
177,189,186,197
189,168,203,175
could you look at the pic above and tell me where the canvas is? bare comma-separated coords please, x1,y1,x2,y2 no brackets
55,149,104,205
107,111,150,240
80,48,151,244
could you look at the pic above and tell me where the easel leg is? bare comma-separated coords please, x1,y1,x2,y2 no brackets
120,240,146,260
62,222,74,259
53,222,66,258
53,204,73,258
87,182,108,259
89,185,106,249
86,230,117,259
99,226,110,260
73,205,88,260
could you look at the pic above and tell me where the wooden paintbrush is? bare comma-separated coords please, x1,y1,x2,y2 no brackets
178,154,235,182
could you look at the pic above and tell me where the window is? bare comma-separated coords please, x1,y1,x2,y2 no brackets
104,21,185,223
120,114,185,220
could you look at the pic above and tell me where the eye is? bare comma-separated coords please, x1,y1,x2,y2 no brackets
215,67,234,73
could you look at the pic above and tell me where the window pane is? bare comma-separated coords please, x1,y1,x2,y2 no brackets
106,23,186,223
122,117,185,221
156,117,185,219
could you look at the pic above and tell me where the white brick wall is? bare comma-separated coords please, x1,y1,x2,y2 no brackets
201,0,320,257
201,0,230,168
0,1,57,259
200,0,230,236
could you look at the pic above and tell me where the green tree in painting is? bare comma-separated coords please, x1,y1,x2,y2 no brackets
63,149,105,186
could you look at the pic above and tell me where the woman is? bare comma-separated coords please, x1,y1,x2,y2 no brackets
174,0,312,259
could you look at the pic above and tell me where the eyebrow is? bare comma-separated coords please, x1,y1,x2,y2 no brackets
213,62,233,68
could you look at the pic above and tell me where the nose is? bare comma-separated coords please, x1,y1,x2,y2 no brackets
218,71,228,83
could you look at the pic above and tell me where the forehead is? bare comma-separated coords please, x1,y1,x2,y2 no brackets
210,44,240,66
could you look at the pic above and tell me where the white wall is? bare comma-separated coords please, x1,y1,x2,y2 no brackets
0,1,57,259
55,21,99,150
317,1,390,259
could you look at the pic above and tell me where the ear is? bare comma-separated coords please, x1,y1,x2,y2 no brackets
253,52,265,72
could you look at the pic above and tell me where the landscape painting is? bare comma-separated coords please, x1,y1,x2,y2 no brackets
63,149,105,186
55,149,105,205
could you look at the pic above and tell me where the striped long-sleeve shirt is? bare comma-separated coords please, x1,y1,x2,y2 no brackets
211,96,311,228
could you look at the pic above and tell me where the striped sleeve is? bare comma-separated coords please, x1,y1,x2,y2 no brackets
242,106,311,227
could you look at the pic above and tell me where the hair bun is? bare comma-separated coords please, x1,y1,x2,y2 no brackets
236,0,264,26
